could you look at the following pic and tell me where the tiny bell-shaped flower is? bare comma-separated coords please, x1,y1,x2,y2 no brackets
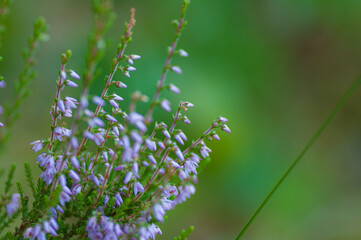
221,124,231,133
169,83,181,94
170,66,182,74
179,49,188,57
160,99,171,112
0,80,6,88
69,70,80,79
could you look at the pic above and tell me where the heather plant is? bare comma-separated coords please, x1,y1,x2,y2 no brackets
1,0,359,240
0,0,232,239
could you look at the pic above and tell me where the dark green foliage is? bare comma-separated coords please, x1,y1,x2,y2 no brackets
24,162,36,197
16,182,29,220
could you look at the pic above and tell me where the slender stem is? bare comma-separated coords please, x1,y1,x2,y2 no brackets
49,63,66,151
235,76,361,239
77,9,135,155
144,2,189,125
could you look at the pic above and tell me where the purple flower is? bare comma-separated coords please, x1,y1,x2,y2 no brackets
169,83,180,94
110,94,124,101
69,70,80,79
221,124,231,133
71,156,80,169
160,99,171,112
93,96,106,106
133,182,144,196
153,203,166,222
40,166,57,185
69,170,81,182
184,101,194,108
115,192,123,207
179,49,188,57
109,99,119,109
6,193,20,218
162,129,171,139
127,66,136,71
61,71,67,80
124,171,133,184
174,147,184,161
0,80,6,88
145,139,157,151
175,134,184,145
183,116,191,124
84,131,95,141
130,130,142,143
219,116,228,122
65,80,78,87
105,114,118,123
30,140,44,152
58,99,66,112
148,154,157,165
170,66,182,74
185,160,198,175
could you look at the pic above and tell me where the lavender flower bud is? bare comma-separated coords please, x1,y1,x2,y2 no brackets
93,96,106,106
145,139,157,151
65,80,78,87
69,170,81,182
153,204,165,222
184,101,194,108
219,116,228,122
183,116,191,124
162,129,171,139
160,99,171,112
124,171,133,184
175,135,184,145
169,83,181,94
30,140,44,152
84,131,95,141
61,71,67,80
116,81,127,88
170,66,182,74
221,124,231,133
69,70,80,79
111,94,124,101
0,122,3,127
6,193,20,218
0,80,6,88
109,99,119,108
174,147,184,161
130,54,141,60
147,155,157,165
58,99,66,112
158,141,166,149
105,114,118,123
71,156,80,169
127,66,136,71
133,182,144,196
179,49,189,57
70,137,79,149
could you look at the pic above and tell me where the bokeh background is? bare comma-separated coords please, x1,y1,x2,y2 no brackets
1,0,361,239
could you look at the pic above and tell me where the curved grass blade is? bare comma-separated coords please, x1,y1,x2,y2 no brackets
236,76,361,239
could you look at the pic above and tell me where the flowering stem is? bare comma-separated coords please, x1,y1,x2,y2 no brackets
235,76,361,239
76,8,135,155
144,1,189,125
49,62,66,151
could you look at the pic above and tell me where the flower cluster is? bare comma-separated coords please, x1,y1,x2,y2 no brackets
0,0,230,239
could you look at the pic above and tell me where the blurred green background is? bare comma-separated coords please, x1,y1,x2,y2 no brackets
1,0,361,239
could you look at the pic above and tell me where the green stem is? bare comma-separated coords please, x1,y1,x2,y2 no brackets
236,76,361,239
